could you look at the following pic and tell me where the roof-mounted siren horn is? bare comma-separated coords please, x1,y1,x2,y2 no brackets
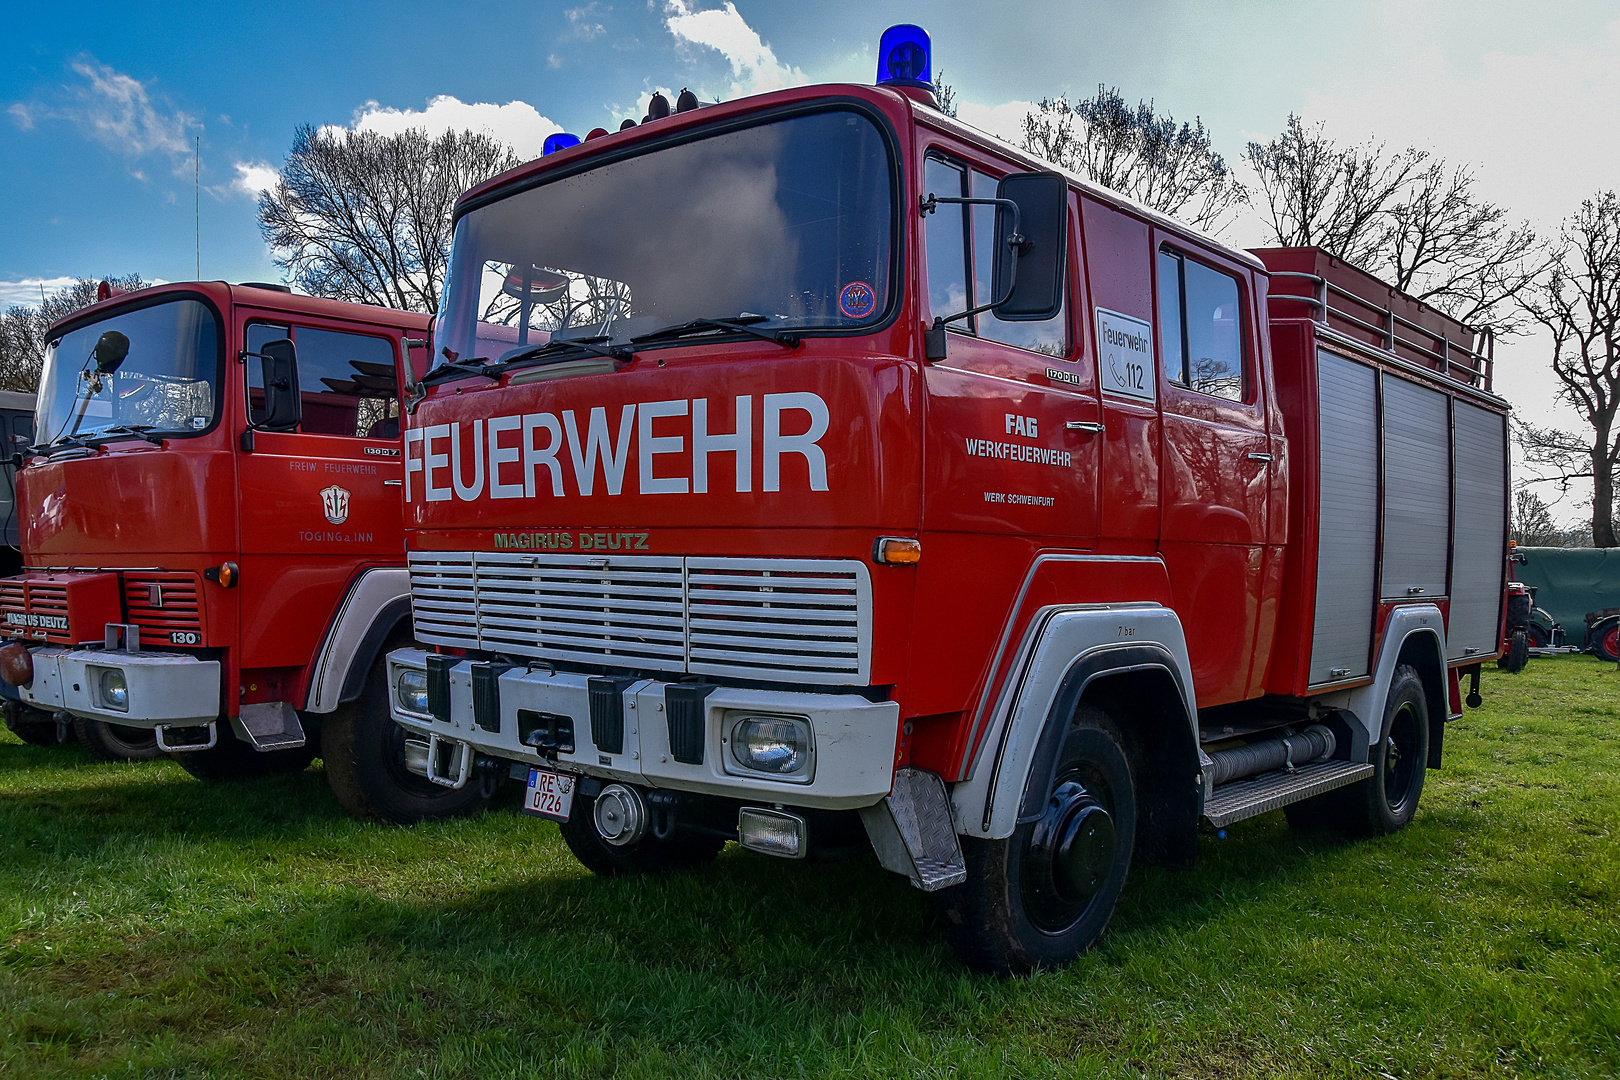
644,92,671,123
542,132,582,156
876,23,937,106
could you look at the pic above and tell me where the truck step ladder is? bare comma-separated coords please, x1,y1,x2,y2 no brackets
235,702,307,752
1203,759,1375,828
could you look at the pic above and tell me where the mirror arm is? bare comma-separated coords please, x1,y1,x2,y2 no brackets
920,195,1026,361
402,336,428,415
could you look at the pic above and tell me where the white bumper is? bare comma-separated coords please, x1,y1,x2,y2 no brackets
18,646,220,728
385,648,898,810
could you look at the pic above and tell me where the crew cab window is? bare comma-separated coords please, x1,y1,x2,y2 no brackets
1157,246,1246,402
247,323,400,438
924,153,1067,356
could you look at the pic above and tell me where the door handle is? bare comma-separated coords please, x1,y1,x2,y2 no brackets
1065,421,1106,434
383,479,402,487
1247,452,1274,462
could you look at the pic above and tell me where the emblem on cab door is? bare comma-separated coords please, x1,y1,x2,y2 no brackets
320,485,351,525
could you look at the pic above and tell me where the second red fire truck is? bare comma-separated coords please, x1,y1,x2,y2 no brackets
384,25,1508,972
0,282,491,824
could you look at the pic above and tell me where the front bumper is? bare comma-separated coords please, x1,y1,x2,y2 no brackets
386,648,898,810
7,646,220,728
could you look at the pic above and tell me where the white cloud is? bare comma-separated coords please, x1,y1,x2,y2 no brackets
0,278,78,307
565,3,607,40
663,1,805,97
67,56,196,158
232,160,278,197
8,103,33,131
327,95,562,158
955,100,1036,147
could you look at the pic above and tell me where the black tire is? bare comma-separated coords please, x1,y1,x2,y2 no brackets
559,790,726,876
169,728,317,781
1497,629,1530,672
938,705,1135,976
322,653,490,824
1292,664,1429,837
72,717,163,762
1526,622,1551,649
1592,620,1620,663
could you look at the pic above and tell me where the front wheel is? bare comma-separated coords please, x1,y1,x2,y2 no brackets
1498,628,1530,673
322,652,491,824
1593,620,1620,663
939,705,1135,976
73,717,163,762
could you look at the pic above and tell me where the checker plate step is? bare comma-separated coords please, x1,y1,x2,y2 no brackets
1203,760,1375,828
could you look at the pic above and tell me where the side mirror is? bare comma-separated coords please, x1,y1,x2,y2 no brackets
256,338,302,431
991,171,1068,321
92,330,131,375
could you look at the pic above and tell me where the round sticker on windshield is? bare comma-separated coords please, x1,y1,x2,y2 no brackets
839,281,876,319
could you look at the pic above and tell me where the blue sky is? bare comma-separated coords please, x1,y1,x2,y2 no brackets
4,0,1620,470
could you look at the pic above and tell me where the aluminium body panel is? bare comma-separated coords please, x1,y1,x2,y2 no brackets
1380,374,1452,599
1447,401,1508,659
1308,349,1379,684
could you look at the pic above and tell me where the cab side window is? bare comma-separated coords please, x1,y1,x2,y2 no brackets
924,153,1068,356
247,323,400,438
1157,247,1247,402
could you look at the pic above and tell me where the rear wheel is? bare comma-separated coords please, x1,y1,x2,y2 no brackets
1290,664,1429,837
1498,628,1530,672
938,705,1135,976
72,717,162,762
1594,621,1620,663
323,651,491,824
559,789,726,876
169,728,317,781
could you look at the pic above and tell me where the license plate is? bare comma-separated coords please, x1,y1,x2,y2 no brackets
523,767,576,822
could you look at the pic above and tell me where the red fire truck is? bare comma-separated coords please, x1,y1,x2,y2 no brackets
0,281,491,824
383,25,1508,972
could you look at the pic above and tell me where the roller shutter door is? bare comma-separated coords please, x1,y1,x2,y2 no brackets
1448,401,1507,659
1381,375,1451,599
1310,351,1379,683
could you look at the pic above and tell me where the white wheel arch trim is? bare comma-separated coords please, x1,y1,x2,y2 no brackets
951,602,1198,840
304,567,410,714
1311,603,1446,752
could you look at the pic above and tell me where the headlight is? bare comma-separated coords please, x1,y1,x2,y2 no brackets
396,669,430,715
93,667,128,712
729,714,813,778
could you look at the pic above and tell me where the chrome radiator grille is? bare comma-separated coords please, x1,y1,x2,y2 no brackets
407,552,872,685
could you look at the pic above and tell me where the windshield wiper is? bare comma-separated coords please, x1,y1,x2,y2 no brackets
420,355,504,387
86,425,164,446
501,335,633,369
631,314,801,350
29,434,94,456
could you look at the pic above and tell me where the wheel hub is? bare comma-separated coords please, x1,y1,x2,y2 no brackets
1022,778,1117,933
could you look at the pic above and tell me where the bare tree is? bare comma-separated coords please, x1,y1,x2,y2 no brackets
1021,87,1247,234
258,125,523,314
0,274,149,392
1244,115,1541,333
1516,192,1620,546
933,69,958,119
1512,488,1561,546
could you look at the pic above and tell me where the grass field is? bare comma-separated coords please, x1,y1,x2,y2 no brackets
1,659,1616,1079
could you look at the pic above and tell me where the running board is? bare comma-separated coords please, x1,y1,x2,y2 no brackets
1203,760,1375,828
235,701,307,751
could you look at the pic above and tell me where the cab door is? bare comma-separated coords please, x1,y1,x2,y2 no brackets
233,309,406,683
1152,238,1271,705
910,139,1099,718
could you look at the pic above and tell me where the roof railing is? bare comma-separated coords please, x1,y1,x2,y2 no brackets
1266,270,1494,393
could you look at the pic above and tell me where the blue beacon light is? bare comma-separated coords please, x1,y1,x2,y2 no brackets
542,132,581,156
876,24,933,90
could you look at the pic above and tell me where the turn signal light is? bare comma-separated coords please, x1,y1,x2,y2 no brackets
873,537,921,565
204,562,239,588
0,642,33,687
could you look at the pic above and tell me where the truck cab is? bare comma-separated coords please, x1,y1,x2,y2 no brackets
0,282,490,823
383,25,1508,971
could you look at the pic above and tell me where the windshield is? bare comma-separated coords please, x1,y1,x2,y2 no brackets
433,108,895,370
36,297,220,446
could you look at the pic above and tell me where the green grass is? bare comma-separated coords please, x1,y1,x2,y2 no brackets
1,659,1616,1079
